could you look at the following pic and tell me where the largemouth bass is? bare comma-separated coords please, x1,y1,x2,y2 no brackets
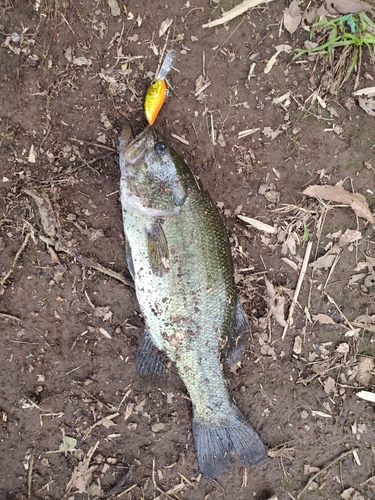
119,125,266,477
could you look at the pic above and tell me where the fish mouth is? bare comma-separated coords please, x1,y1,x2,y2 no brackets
120,125,155,166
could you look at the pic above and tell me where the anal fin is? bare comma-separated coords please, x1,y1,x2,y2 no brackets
137,328,167,377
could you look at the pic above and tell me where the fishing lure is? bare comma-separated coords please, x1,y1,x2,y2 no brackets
144,49,176,125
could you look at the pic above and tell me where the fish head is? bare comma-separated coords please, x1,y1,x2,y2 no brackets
119,125,194,217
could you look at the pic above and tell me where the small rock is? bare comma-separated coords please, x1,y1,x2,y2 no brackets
11,32,20,43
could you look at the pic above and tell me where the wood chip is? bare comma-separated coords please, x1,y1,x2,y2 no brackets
238,127,260,139
171,133,189,145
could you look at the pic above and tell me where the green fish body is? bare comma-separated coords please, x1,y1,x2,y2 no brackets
119,125,266,477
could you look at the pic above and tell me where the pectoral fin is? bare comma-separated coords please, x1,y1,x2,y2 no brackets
223,300,249,368
146,222,170,276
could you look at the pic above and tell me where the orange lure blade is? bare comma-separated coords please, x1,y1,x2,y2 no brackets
144,50,175,125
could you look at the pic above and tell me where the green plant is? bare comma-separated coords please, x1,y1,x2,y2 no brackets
293,12,375,90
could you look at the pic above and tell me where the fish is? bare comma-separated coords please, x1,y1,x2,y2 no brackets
144,50,175,125
119,124,266,477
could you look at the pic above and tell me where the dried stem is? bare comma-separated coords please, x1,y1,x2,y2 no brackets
297,448,359,498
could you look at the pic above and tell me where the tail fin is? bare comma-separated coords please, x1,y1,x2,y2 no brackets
193,408,266,478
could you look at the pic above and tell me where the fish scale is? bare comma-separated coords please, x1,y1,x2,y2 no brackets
119,124,266,477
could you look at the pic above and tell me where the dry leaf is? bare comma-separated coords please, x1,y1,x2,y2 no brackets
87,228,105,242
353,86,375,97
356,356,374,387
24,189,58,238
312,313,337,325
101,418,117,429
348,273,367,285
341,488,355,500
303,184,375,224
357,390,375,403
151,422,166,432
310,249,340,270
323,376,336,395
64,46,73,62
263,126,284,140
337,229,362,246
28,144,36,163
124,402,134,421
237,214,275,233
354,314,375,324
283,0,301,35
108,0,120,16
66,442,100,494
73,56,92,67
159,18,173,37
304,464,321,475
336,343,350,354
328,0,375,15
310,229,362,270
264,277,287,327
358,97,375,117
59,435,77,453
99,327,112,339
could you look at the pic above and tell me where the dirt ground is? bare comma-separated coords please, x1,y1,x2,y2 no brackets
1,1,375,499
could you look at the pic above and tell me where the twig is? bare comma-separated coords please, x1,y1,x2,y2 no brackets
297,448,358,498
282,240,313,339
71,382,116,412
69,137,118,152
323,291,357,333
0,312,22,323
39,235,134,289
202,0,275,28
324,254,340,289
0,232,31,288
83,412,119,441
27,450,34,499
24,188,133,289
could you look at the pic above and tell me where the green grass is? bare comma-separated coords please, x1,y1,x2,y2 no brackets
293,12,375,88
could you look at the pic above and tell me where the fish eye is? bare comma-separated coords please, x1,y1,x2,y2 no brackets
154,142,166,154
151,80,157,86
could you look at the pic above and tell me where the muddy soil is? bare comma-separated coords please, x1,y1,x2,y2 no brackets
1,1,375,499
